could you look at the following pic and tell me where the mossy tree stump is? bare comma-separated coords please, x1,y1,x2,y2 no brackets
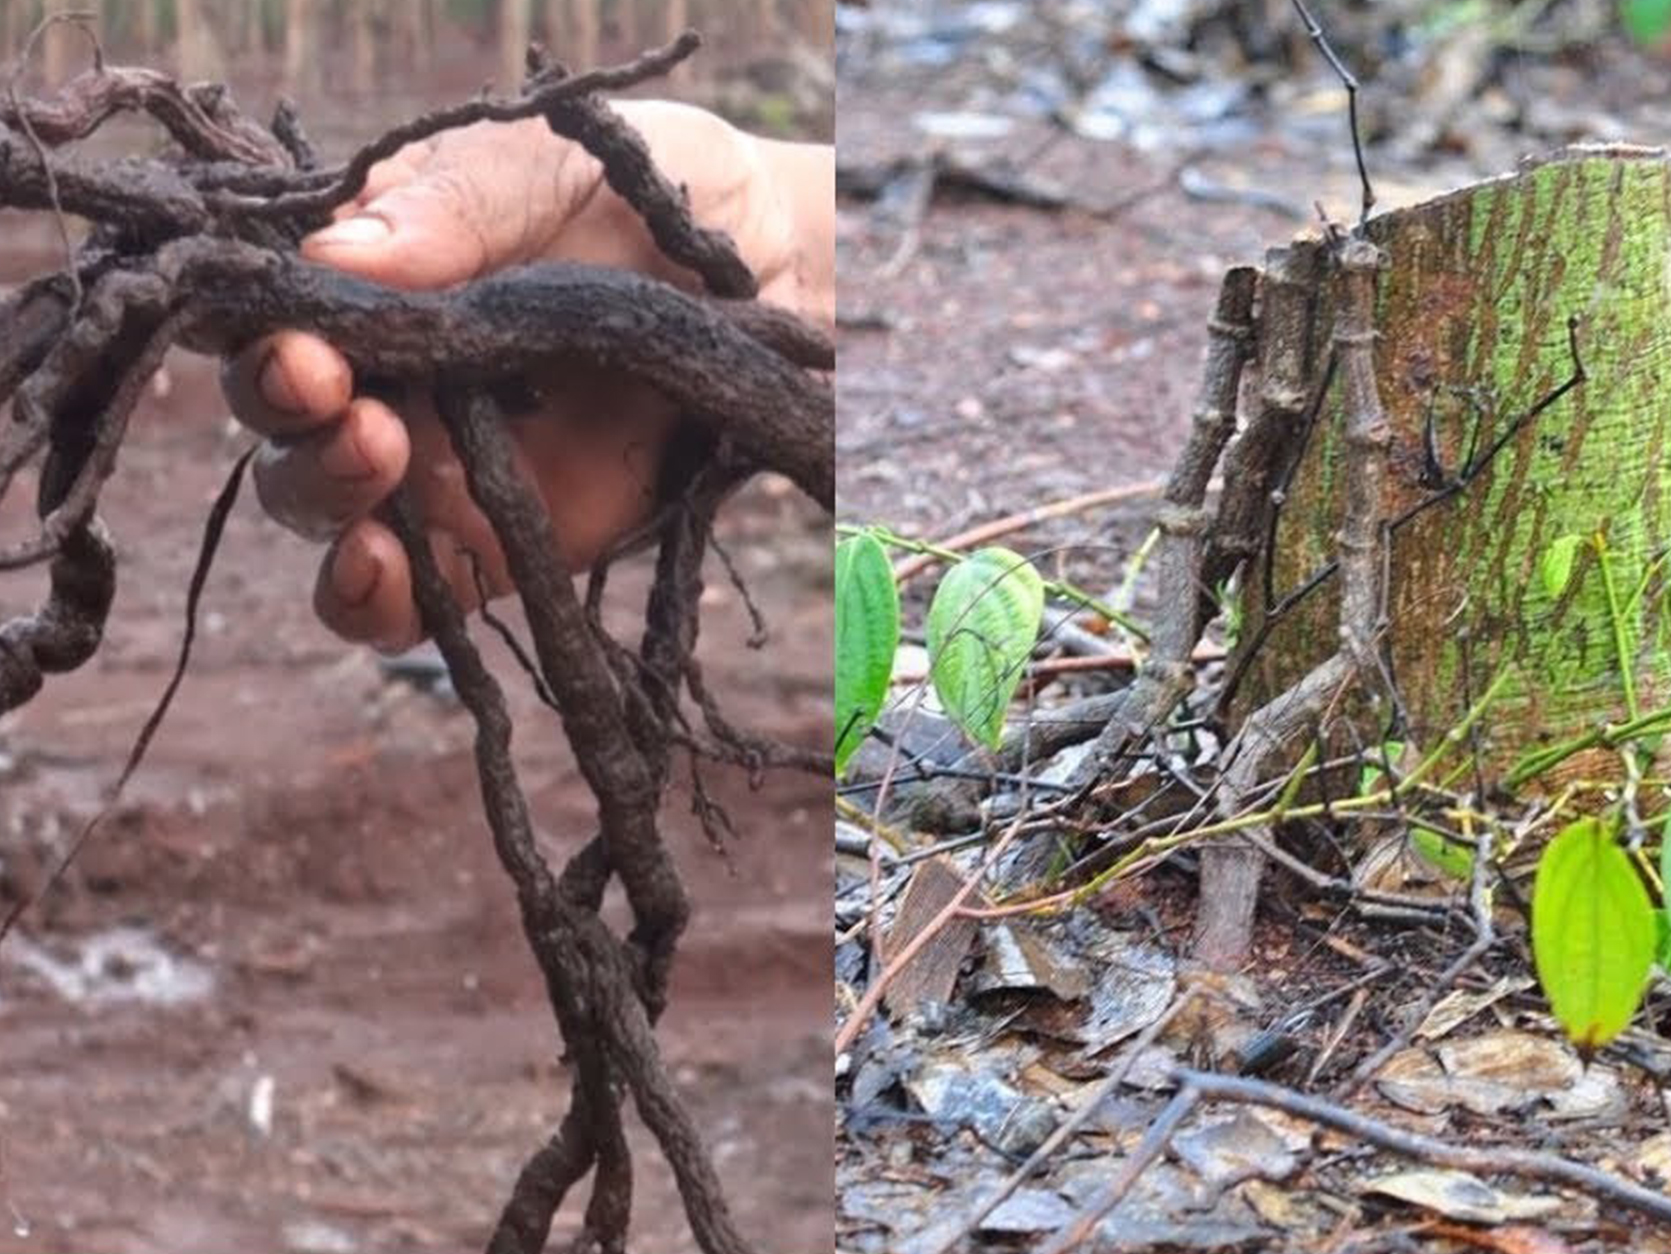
1173,145,1671,967
1235,145,1671,792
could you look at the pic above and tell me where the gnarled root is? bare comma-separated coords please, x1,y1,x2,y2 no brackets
0,518,115,712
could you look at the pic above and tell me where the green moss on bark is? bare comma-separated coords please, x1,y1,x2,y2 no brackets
1236,148,1671,790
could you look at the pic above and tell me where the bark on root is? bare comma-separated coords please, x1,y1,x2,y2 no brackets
0,24,828,1252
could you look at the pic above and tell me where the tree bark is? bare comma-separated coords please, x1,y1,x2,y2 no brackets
1233,147,1671,786
1196,146,1671,964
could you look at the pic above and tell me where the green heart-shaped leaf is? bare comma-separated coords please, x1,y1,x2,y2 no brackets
834,531,899,776
1539,533,1583,599
925,547,1043,749
1532,815,1656,1049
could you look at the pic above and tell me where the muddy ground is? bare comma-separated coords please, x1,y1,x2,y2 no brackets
0,252,832,1254
0,22,833,1254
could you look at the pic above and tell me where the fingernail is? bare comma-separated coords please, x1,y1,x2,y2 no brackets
333,541,381,607
372,631,419,658
310,214,393,249
257,348,304,414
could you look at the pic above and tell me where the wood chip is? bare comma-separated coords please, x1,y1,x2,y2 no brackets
882,855,980,1015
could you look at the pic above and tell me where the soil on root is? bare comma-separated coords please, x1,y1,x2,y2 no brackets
0,252,833,1252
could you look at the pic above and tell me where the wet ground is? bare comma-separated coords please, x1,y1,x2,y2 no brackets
0,247,832,1253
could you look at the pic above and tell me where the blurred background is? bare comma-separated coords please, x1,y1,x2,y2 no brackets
9,0,833,138
0,4,832,1252
839,0,1671,184
836,0,1671,595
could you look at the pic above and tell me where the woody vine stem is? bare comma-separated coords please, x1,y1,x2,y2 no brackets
0,17,831,1254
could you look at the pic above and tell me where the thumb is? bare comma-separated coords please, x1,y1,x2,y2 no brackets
301,176,492,290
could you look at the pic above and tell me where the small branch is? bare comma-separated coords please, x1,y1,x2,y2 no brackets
889,480,1168,583
1333,822,1497,1099
1172,1067,1671,1223
1035,1081,1203,1254
1288,0,1375,228
1195,235,1389,968
1072,267,1256,787
1038,1055,1671,1250
887,643,1224,687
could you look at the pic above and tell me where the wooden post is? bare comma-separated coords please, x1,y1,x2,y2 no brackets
350,0,379,95
546,0,599,68
136,0,160,54
237,0,266,55
283,0,320,93
797,0,832,44
40,0,74,83
1,2,20,58
395,0,434,74
498,0,530,90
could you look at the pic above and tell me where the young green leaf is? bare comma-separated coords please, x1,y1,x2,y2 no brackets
1410,826,1474,880
925,547,1044,748
1531,815,1657,1050
1357,739,1404,796
1623,0,1671,45
834,531,899,776
1660,815,1671,968
1539,533,1583,600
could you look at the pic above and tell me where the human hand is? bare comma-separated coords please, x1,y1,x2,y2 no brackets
221,100,833,652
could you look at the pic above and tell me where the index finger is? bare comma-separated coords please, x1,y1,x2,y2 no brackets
221,329,354,439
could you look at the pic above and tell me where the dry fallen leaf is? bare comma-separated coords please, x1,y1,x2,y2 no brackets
1365,1169,1565,1223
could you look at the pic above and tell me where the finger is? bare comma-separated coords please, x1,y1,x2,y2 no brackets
223,330,354,439
302,166,492,289
315,518,423,653
348,143,433,212
253,396,410,540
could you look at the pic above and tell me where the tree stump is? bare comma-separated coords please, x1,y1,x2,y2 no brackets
1232,145,1671,793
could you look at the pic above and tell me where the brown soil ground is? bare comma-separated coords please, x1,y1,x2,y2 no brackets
0,24,833,1253
835,21,1671,1254
0,253,832,1254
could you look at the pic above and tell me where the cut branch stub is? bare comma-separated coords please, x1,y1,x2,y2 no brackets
1229,146,1671,792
